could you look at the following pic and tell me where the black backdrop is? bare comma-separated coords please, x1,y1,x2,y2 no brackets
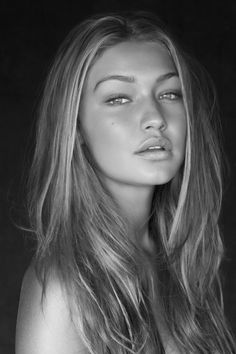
0,1,235,353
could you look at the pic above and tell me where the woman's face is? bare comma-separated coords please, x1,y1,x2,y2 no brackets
80,41,186,191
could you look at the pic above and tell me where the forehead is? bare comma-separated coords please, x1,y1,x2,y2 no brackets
86,41,176,85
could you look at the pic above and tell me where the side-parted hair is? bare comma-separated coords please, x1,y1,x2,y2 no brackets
28,11,236,353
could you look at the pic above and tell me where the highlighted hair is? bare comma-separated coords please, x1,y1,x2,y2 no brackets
28,12,236,353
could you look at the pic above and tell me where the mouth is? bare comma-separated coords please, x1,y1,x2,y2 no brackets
134,136,172,154
134,136,172,161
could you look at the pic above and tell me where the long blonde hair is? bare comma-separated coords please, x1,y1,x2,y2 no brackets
28,11,236,353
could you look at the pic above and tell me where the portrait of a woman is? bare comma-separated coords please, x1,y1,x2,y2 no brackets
15,12,236,353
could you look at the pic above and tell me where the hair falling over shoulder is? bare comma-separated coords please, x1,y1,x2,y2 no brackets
27,11,236,354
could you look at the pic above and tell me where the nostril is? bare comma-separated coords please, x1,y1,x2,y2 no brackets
141,111,167,132
144,122,166,131
160,122,166,131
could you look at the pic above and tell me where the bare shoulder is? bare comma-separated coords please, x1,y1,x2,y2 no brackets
15,263,87,354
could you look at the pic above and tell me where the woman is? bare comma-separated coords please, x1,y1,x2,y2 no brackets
15,11,236,353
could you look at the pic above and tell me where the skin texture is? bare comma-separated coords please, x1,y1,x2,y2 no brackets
16,41,186,354
80,41,186,232
15,265,86,354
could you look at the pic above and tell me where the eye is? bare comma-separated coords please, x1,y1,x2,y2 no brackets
159,91,183,101
105,95,130,106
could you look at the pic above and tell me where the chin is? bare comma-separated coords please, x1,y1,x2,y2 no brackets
150,177,174,186
139,169,179,186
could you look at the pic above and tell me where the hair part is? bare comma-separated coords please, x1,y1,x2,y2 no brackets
28,11,236,353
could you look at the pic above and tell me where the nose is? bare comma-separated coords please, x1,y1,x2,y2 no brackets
140,97,166,132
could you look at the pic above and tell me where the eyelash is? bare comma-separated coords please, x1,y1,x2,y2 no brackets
105,95,130,106
105,91,182,106
159,91,183,101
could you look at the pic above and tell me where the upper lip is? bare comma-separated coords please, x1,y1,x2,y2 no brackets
134,136,172,154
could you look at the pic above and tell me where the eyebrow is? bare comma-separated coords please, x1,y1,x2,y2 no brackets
93,72,179,91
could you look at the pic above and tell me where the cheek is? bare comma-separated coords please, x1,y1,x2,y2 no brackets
179,120,187,159
174,109,187,138
83,117,123,158
169,114,187,156
178,119,187,143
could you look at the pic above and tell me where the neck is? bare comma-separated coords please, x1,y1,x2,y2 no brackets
102,178,155,246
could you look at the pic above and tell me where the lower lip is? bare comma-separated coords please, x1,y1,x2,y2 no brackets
135,150,171,160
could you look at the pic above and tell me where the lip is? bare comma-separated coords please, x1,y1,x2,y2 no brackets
135,149,171,161
134,136,172,154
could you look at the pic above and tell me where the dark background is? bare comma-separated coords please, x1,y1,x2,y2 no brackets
0,1,235,353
